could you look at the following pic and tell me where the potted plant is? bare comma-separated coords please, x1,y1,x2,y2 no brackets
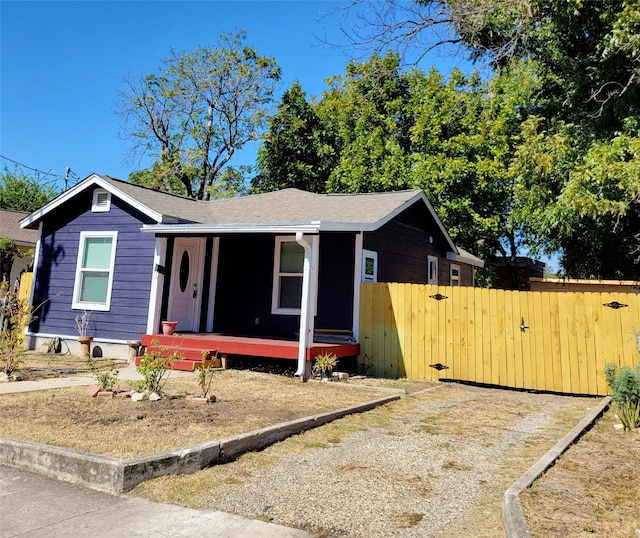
313,352,339,381
161,320,178,335
75,310,93,357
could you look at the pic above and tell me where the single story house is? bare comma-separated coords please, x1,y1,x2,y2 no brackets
1,208,38,289
20,174,483,377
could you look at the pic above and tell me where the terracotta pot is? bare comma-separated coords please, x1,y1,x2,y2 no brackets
78,336,93,357
161,321,178,335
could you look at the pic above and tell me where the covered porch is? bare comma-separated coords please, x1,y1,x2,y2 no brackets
138,333,360,372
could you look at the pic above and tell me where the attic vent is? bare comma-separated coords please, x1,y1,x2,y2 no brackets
92,189,111,212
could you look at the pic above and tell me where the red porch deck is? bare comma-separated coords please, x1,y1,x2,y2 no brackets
140,333,360,362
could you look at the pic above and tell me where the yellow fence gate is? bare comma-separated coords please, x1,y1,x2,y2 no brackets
358,283,640,396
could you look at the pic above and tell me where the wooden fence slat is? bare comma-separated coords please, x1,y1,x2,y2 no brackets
358,283,639,395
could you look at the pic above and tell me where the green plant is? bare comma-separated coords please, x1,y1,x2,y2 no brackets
1,282,60,375
313,352,338,377
197,351,216,397
604,363,640,431
87,357,119,391
136,340,173,396
1,282,30,375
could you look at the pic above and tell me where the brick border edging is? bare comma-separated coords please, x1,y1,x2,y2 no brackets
501,396,612,538
0,393,400,494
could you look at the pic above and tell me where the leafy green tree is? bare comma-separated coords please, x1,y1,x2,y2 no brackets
0,167,58,212
208,166,249,199
339,0,640,278
0,238,20,283
317,52,414,193
120,30,281,200
252,82,334,193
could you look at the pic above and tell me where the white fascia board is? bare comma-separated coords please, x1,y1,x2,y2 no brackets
141,223,322,234
446,250,485,268
20,173,163,228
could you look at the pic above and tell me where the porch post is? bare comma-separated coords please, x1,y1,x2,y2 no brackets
147,237,167,335
295,232,318,381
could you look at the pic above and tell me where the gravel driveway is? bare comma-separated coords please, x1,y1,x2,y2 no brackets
139,382,598,537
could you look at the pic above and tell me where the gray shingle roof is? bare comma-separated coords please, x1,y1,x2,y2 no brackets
98,176,204,223
98,176,424,227
0,209,38,245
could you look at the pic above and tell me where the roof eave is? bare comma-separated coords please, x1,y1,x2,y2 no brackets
446,251,485,268
20,173,163,229
141,222,323,234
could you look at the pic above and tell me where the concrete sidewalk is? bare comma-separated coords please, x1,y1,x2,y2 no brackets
0,365,195,394
0,466,311,537
0,369,313,538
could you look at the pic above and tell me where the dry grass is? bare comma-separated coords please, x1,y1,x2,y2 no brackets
0,369,416,458
133,384,601,537
8,351,126,381
521,407,640,537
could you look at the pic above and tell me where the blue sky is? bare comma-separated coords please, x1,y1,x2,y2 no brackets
1,1,471,192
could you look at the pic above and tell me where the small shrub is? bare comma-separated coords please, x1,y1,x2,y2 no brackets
88,358,119,391
604,363,640,431
1,283,31,375
136,341,173,396
313,352,338,377
0,282,60,375
197,351,216,397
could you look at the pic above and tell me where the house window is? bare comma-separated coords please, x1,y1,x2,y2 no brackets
72,231,118,311
272,236,304,315
362,249,378,282
92,189,111,212
428,255,438,285
450,264,461,286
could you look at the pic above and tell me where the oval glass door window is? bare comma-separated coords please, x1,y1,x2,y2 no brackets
179,250,190,293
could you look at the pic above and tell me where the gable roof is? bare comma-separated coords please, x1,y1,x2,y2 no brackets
20,173,468,257
1,209,38,246
20,174,203,228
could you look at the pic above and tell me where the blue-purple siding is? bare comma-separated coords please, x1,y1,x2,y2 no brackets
31,190,157,341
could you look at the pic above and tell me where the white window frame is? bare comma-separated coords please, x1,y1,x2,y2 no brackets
72,231,118,311
362,249,378,283
450,264,461,286
428,255,438,285
91,188,111,212
271,236,304,315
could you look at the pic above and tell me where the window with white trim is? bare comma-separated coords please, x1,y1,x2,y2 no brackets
362,249,378,282
72,231,118,311
450,264,461,286
427,255,438,285
92,189,111,212
272,236,304,315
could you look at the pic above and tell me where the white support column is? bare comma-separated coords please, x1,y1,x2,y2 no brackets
147,237,167,335
206,237,220,332
295,232,319,381
352,232,363,341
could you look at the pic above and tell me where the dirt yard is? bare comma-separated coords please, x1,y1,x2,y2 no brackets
0,366,410,458
1,355,637,537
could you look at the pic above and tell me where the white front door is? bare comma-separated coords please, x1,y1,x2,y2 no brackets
167,238,204,332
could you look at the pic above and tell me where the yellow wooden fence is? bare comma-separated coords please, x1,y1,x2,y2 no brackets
358,283,640,395
18,272,32,304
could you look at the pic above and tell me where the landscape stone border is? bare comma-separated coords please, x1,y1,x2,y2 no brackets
502,396,612,538
0,393,401,494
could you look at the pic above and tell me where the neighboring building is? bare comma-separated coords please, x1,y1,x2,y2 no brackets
529,278,639,293
20,174,483,364
0,208,37,289
492,256,546,291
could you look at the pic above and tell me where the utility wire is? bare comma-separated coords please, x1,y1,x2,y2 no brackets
0,154,80,181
